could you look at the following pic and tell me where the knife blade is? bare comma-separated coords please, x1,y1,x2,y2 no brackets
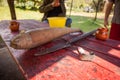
34,42,71,56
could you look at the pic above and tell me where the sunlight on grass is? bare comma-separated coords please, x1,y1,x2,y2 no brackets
0,7,11,20
71,15,103,32
0,6,43,21
16,8,43,20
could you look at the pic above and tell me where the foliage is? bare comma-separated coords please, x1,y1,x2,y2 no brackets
15,0,43,10
0,0,105,12
91,0,104,11
0,0,8,6
66,0,86,10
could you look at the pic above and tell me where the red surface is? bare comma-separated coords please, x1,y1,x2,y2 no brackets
0,20,120,80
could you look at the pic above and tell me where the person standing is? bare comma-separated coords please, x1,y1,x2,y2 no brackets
39,0,72,27
104,0,120,41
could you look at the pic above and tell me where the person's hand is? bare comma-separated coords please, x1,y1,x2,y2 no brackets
52,0,60,7
104,20,109,29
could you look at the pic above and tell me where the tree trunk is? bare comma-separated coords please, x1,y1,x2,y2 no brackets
94,7,98,21
7,0,16,20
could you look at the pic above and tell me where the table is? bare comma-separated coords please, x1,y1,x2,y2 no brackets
0,20,120,80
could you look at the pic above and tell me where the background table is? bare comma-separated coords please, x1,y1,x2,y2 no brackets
0,20,120,80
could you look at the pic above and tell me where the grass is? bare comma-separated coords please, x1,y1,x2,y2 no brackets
70,15,103,32
0,6,43,20
0,6,106,32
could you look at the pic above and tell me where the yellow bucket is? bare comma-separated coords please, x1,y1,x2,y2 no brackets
48,17,67,28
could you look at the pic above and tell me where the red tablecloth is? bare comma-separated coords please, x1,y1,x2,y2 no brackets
0,20,120,80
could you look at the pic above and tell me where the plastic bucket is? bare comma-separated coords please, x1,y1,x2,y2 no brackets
48,17,66,28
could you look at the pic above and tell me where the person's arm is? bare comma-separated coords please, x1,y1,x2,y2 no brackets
39,0,60,13
104,0,114,28
39,0,54,13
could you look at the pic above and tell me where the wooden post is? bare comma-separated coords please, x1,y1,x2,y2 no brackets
7,0,17,20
